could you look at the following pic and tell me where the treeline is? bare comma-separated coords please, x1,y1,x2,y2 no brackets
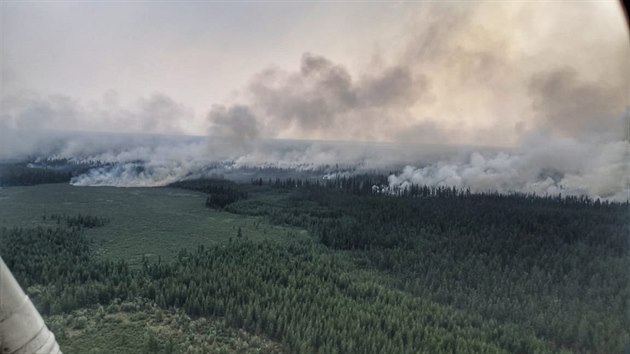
0,163,73,186
225,182,630,352
0,224,559,354
257,174,388,195
169,179,248,208
263,174,628,207
0,160,95,187
46,214,110,228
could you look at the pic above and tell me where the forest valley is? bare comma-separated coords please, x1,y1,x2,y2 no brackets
0,169,628,353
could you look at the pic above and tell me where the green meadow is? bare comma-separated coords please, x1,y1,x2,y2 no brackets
0,184,306,265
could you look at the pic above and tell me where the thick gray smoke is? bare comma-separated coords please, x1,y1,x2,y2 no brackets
1,2,628,200
204,53,428,143
529,68,628,141
204,2,628,147
386,136,629,202
203,2,630,201
243,53,427,141
206,105,261,160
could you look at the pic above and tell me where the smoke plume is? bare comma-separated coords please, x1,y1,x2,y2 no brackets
1,2,628,200
387,136,629,201
203,2,628,148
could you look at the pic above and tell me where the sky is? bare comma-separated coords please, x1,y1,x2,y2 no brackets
1,1,628,146
2,2,419,136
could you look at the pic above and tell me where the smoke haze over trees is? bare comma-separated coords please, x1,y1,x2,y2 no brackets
1,2,628,199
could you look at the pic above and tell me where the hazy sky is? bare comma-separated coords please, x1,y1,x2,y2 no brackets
1,1,628,146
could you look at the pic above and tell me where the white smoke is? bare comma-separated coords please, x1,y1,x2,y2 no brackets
8,129,622,202
387,137,629,201
63,135,480,186
69,139,213,187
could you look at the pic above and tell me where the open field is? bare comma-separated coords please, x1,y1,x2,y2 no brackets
0,184,307,265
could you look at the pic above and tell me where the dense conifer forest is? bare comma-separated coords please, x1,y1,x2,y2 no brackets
0,160,93,186
0,163,73,186
1,176,628,353
170,179,248,208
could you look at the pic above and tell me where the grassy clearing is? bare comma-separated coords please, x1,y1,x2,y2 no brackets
0,184,307,265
